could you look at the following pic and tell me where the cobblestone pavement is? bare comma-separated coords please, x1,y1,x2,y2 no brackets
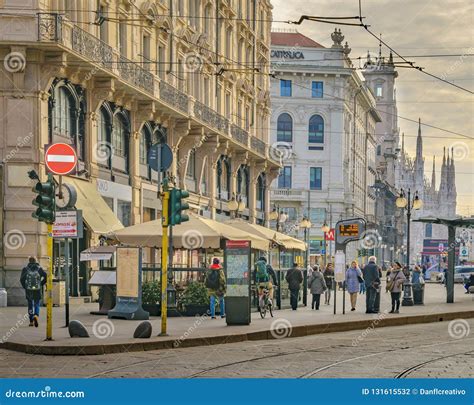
1,319,472,378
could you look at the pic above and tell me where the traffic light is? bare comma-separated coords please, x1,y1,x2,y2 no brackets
169,188,190,225
31,173,56,223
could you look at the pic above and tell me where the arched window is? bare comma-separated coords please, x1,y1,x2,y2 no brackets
217,156,230,200
112,115,126,157
237,165,249,207
49,79,86,163
139,125,151,165
277,113,292,142
256,174,265,211
309,115,324,143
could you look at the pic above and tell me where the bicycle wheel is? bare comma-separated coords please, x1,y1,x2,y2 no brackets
269,301,274,318
259,297,266,318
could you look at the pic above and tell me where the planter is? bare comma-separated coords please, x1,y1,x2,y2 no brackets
184,304,210,317
142,304,160,316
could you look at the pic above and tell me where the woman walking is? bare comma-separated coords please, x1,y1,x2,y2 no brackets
386,261,406,313
345,261,363,311
323,263,334,305
308,265,327,310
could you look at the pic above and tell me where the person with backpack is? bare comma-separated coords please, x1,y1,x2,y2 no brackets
205,258,226,319
20,256,47,327
285,262,303,310
386,261,406,313
255,257,277,305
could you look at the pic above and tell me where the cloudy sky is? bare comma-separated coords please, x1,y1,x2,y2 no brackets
272,0,473,215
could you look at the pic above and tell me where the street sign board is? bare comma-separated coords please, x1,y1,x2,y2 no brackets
460,246,469,257
334,250,346,282
52,210,83,239
148,143,173,172
335,219,366,245
325,228,335,241
45,143,77,175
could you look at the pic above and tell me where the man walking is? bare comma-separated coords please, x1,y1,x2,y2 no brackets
205,258,226,319
20,257,47,327
285,262,303,310
362,256,380,314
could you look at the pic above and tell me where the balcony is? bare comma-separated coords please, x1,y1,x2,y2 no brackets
251,136,266,157
159,81,188,113
230,124,249,147
194,101,229,133
271,188,306,201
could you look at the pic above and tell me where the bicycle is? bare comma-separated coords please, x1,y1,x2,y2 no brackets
258,285,274,319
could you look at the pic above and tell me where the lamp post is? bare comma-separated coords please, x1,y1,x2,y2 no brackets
228,193,245,218
380,244,387,269
269,204,288,269
396,188,423,306
321,222,330,267
299,217,312,306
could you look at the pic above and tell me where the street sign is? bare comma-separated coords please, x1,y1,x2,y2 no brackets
335,219,366,245
325,228,335,241
460,246,469,257
52,210,83,239
148,143,173,172
45,143,77,175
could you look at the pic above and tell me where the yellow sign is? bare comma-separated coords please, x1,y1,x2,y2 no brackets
339,223,359,237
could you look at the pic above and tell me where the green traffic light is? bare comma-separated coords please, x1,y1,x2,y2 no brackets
169,188,190,225
30,175,56,224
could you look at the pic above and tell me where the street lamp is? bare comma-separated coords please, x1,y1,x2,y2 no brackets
321,222,330,266
228,193,245,218
299,217,312,306
269,204,288,232
396,188,423,306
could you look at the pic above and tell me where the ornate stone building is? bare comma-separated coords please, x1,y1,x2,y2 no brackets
269,29,381,263
0,0,279,304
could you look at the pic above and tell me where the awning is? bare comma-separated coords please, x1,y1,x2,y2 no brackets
111,213,269,251
80,245,116,262
67,178,123,235
225,219,307,251
88,270,116,285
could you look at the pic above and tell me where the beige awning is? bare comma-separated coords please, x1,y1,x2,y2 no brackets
111,213,269,251
67,178,123,235
225,219,307,251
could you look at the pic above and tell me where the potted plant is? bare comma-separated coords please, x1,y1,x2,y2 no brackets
179,282,210,316
142,280,161,316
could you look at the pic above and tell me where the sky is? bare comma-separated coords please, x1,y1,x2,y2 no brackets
271,0,474,216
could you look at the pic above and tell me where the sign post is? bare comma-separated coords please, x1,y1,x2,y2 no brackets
225,240,251,325
45,143,78,176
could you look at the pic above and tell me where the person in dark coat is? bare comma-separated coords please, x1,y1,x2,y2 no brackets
323,263,334,305
361,256,380,314
308,265,327,310
285,262,303,310
373,266,383,313
20,257,47,327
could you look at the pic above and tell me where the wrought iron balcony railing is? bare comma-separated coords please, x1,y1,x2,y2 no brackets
159,81,189,113
230,124,249,146
251,136,266,156
194,101,229,133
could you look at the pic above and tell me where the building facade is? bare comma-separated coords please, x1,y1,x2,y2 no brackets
0,0,279,304
269,29,381,263
395,124,458,266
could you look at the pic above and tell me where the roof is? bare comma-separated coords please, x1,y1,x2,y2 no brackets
271,32,325,48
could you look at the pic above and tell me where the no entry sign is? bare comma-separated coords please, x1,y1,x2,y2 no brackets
45,143,77,175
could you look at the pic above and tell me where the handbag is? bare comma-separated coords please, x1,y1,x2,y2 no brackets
357,275,364,283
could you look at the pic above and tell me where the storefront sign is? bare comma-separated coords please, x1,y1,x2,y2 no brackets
271,50,305,59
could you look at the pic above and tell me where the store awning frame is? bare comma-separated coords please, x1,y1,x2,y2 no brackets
80,245,116,262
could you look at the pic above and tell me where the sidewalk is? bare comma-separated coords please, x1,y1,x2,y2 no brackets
1,283,472,355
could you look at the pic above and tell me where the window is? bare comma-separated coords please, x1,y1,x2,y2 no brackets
112,115,126,157
142,34,150,70
376,84,383,97
186,149,196,179
308,115,324,143
278,166,292,189
280,79,292,97
256,174,265,210
237,166,249,206
118,21,127,56
157,45,165,78
310,167,322,190
139,129,148,165
53,87,72,136
312,81,323,98
425,223,433,238
217,156,230,200
98,5,107,43
117,200,131,227
281,207,297,221
310,208,326,224
277,113,293,143
376,145,382,156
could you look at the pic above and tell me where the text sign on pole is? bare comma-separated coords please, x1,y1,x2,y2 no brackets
334,250,346,283
335,219,366,245
52,210,83,239
148,143,173,172
45,143,77,175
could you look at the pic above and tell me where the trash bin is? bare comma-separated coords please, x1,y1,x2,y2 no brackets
412,283,425,305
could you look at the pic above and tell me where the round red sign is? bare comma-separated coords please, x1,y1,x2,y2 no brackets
45,143,77,175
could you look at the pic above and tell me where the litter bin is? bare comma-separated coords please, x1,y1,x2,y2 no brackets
412,283,425,305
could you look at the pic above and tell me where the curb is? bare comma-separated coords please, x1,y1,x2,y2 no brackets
2,310,473,356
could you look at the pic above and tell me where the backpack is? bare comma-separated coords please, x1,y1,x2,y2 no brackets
205,270,220,290
255,261,269,282
25,267,41,290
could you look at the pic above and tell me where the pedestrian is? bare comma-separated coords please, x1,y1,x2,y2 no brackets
373,266,383,313
285,262,303,310
386,261,406,313
362,256,380,314
308,265,327,310
359,277,366,294
464,274,474,294
345,260,363,311
20,256,47,327
411,265,422,285
205,258,226,319
323,263,334,305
